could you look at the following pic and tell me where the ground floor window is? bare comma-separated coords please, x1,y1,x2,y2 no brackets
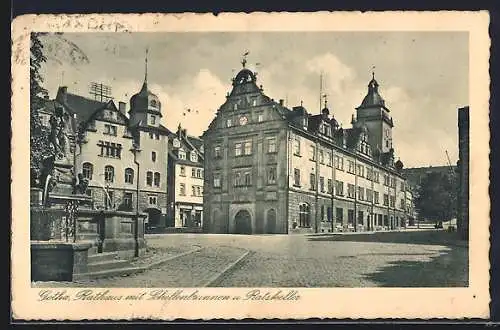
336,208,343,223
299,203,311,227
348,209,355,224
327,207,332,222
358,211,364,224
384,215,389,226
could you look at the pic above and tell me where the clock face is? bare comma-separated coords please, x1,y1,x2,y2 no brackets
239,115,248,126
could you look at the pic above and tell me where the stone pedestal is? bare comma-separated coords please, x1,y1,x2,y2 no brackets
31,241,92,282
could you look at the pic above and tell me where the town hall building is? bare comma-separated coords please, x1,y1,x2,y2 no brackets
202,58,412,234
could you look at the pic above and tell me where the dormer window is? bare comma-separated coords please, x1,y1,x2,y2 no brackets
178,150,186,160
190,152,198,162
150,115,156,125
150,100,157,108
226,118,233,128
172,138,180,148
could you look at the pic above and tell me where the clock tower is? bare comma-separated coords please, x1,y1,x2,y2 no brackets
354,72,394,154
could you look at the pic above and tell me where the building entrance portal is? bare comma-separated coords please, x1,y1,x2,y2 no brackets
234,210,252,234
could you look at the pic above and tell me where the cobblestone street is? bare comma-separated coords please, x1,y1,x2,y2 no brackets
33,230,468,288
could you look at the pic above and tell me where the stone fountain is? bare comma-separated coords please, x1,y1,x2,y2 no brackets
30,105,146,282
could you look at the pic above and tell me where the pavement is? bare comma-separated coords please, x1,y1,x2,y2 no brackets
33,229,468,288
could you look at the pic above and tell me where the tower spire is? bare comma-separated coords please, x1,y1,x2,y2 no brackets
371,65,376,80
145,47,149,83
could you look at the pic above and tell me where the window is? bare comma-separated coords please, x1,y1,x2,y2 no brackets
148,195,157,206
357,186,364,200
155,133,160,140
257,112,264,122
335,156,344,170
327,179,333,194
244,141,252,155
357,164,364,177
400,182,405,192
319,150,324,164
197,186,202,196
366,189,373,203
98,141,122,159
326,152,332,166
234,143,242,156
383,194,389,206
348,209,355,224
253,98,258,107
366,168,373,181
390,196,396,208
384,175,390,186
104,165,114,183
226,118,233,127
173,138,180,148
309,173,316,190
244,171,252,186
151,151,157,162
124,168,134,184
192,185,196,196
190,152,198,162
146,171,153,186
180,166,186,176
213,173,221,188
192,168,196,177
214,146,222,159
150,100,157,108
347,160,355,174
336,180,344,196
104,124,117,136
180,183,186,196
400,198,405,209
267,137,277,153
178,150,186,160
321,205,325,221
149,132,154,139
150,115,156,125
310,145,316,161
154,172,160,187
374,191,380,204
327,207,333,222
373,171,380,183
358,211,364,225
267,166,276,184
293,138,301,155
319,176,325,192
293,169,301,187
197,169,202,178
336,208,343,223
82,162,93,180
347,184,355,198
299,203,311,227
233,172,241,187
123,192,133,210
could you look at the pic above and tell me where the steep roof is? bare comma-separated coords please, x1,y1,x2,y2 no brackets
56,87,107,123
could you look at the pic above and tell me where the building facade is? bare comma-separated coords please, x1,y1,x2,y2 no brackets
166,124,205,228
202,62,411,234
39,66,169,229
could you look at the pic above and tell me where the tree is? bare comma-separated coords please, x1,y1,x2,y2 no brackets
30,32,53,188
414,171,458,223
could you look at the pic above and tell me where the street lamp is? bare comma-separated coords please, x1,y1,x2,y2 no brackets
130,144,141,258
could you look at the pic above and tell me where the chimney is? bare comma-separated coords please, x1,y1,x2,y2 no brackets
279,99,284,106
118,101,127,114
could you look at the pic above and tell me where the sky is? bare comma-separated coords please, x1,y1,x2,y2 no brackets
38,32,469,168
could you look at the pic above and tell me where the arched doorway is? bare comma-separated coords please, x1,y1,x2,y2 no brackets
234,210,252,234
145,208,162,231
266,209,277,234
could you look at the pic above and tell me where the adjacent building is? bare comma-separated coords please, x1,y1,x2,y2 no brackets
202,61,411,234
166,124,205,228
38,64,170,229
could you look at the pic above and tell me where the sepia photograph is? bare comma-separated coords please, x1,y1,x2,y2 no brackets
11,12,490,320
